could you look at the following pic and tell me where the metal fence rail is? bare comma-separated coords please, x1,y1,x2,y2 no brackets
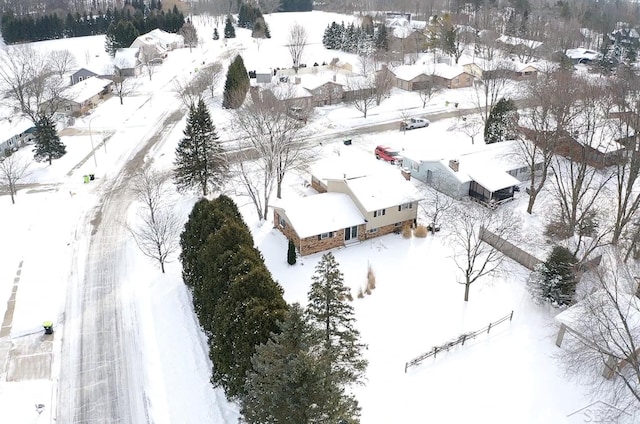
405,311,514,373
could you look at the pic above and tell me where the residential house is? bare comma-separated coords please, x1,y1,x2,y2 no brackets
43,76,113,117
497,35,544,62
302,74,345,106
131,28,184,60
392,62,474,90
513,62,541,79
114,48,142,77
273,165,422,255
519,120,627,169
402,140,535,207
0,115,35,157
566,48,600,65
70,67,98,85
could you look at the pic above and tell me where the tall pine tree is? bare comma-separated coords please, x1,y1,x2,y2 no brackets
242,304,332,424
224,15,235,38
222,55,250,109
173,99,227,196
33,115,66,165
104,20,140,56
484,97,518,144
306,252,367,422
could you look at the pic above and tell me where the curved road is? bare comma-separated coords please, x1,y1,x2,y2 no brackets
56,107,184,424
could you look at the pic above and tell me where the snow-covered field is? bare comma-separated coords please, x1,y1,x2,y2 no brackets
0,10,623,424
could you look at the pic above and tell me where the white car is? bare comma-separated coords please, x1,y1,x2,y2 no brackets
402,118,430,130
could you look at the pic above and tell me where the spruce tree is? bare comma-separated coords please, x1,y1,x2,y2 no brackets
287,239,297,265
224,15,235,38
306,252,367,421
375,24,389,51
104,20,140,56
527,246,578,306
33,115,66,165
211,245,288,399
484,97,518,144
173,99,227,196
222,55,250,109
242,304,333,424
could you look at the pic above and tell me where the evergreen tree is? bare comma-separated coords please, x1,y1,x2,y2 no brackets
224,15,235,39
222,55,250,109
484,97,518,144
213,27,219,40
242,304,333,424
33,115,66,165
104,20,140,56
210,244,288,398
306,252,367,421
287,239,297,265
173,100,228,196
375,24,389,51
527,246,578,306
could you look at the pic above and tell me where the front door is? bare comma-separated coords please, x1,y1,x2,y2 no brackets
345,226,358,241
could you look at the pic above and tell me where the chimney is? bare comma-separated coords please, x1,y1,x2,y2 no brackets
401,167,411,181
333,74,337,82
295,76,301,84
449,159,459,172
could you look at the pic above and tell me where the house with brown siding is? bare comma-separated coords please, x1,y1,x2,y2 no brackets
273,168,422,256
392,63,474,91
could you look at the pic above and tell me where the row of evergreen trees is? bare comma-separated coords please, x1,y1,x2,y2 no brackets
1,5,184,44
180,197,367,420
322,21,389,54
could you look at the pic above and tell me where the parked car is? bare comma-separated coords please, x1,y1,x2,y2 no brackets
401,117,430,130
375,145,402,164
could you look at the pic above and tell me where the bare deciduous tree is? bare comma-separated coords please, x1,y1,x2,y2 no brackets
420,172,456,234
180,20,199,53
127,169,181,273
556,253,640,415
416,75,441,109
471,59,514,125
173,74,209,108
233,87,310,218
287,22,307,72
0,45,67,124
454,115,483,144
112,65,137,105
139,46,158,81
450,204,519,302
200,62,224,99
49,49,78,78
0,154,30,204
347,75,376,118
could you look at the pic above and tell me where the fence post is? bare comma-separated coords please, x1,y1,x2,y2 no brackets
405,362,408,373
509,310,514,321
487,322,492,334
462,334,466,346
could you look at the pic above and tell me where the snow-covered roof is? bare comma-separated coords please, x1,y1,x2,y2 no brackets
392,62,469,81
62,76,112,104
300,73,347,90
566,48,600,61
269,83,312,100
556,289,640,357
0,113,33,143
309,151,392,183
114,48,139,69
275,192,365,238
497,35,543,50
145,28,183,45
345,172,423,211
466,167,520,191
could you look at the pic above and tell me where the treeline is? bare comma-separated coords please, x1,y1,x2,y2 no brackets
1,4,184,44
180,196,367,422
323,20,389,54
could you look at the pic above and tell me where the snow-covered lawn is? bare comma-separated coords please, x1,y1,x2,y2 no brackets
0,10,623,424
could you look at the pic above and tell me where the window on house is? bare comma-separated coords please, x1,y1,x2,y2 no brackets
278,216,286,228
78,76,84,82
398,203,413,211
65,105,71,111
373,209,386,217
319,232,334,240
368,228,378,234
394,222,402,228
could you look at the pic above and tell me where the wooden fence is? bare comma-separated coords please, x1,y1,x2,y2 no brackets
480,227,542,271
404,311,514,373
